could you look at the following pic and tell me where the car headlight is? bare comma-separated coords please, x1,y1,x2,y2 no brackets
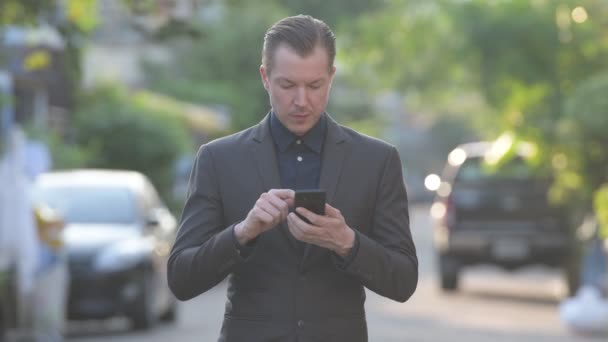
94,240,150,272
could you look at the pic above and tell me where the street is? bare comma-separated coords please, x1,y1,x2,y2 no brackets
67,204,603,342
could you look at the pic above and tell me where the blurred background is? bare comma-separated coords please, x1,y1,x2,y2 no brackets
1,0,607,341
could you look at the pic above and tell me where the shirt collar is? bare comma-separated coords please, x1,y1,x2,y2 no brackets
269,112,326,154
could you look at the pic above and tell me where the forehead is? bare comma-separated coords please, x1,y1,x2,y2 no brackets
269,44,331,81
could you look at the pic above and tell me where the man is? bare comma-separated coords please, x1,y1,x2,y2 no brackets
168,15,418,342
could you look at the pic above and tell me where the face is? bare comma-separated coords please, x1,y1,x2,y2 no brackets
260,44,336,137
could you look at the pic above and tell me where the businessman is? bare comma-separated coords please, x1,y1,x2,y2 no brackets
168,14,418,342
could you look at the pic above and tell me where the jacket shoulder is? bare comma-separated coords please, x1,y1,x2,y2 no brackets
340,125,396,155
199,126,255,153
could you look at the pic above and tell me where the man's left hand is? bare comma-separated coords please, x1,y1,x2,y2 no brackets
287,203,355,257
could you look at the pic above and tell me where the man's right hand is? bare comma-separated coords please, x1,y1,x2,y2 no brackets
234,189,294,246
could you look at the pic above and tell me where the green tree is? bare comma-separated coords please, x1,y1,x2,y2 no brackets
142,0,394,132
0,1,54,26
552,72,608,211
343,0,608,212
71,85,191,210
143,3,286,131
595,185,608,240
344,0,608,130
1,0,98,83
276,0,384,28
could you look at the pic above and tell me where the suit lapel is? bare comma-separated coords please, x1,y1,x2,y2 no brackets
300,116,350,271
250,114,300,251
251,115,281,191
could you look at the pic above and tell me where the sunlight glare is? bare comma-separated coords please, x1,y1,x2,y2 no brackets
425,174,441,191
572,6,588,24
448,148,467,167
430,202,447,219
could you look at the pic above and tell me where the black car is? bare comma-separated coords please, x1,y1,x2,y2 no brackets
431,142,579,294
35,169,178,330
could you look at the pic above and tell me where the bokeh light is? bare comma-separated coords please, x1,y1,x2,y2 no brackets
425,174,441,191
571,6,588,23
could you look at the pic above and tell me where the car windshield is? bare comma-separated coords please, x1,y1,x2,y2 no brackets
36,186,138,225
455,156,534,182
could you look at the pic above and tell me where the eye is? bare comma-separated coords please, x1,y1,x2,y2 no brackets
309,83,322,89
280,84,294,89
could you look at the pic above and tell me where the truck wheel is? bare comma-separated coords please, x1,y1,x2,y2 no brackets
160,297,178,323
563,259,581,297
439,255,460,292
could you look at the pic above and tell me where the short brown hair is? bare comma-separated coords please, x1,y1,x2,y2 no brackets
262,15,336,74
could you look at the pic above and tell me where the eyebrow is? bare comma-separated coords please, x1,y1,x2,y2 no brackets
277,77,324,85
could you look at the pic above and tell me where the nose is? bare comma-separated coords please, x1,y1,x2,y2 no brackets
294,87,307,107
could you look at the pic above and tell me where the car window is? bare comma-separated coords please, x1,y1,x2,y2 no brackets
455,156,533,182
36,186,138,225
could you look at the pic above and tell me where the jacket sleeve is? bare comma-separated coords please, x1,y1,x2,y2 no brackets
336,146,418,302
167,145,245,301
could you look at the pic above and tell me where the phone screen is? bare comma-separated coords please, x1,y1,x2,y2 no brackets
294,190,326,217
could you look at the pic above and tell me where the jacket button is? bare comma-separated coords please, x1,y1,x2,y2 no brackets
297,320,304,328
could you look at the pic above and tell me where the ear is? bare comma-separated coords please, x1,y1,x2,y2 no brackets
327,65,337,88
260,65,270,91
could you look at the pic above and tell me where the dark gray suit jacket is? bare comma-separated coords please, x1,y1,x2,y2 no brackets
168,114,418,342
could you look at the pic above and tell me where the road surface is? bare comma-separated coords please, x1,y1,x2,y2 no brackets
67,204,604,341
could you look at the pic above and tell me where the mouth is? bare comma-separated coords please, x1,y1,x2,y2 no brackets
291,112,310,118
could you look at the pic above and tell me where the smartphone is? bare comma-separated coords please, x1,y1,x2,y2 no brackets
294,190,326,222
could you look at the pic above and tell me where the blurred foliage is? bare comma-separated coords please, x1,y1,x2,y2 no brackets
344,0,608,129
143,0,388,132
131,90,229,141
552,72,608,213
121,0,157,14
275,0,385,28
426,115,478,170
342,0,608,215
65,0,98,32
142,3,286,131
0,0,99,92
23,84,195,214
70,84,192,212
0,0,98,30
595,185,608,240
343,117,386,139
0,90,11,155
23,123,93,170
479,133,543,180
221,0,384,28
0,1,54,26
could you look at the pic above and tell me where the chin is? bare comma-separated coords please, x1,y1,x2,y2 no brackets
290,124,312,136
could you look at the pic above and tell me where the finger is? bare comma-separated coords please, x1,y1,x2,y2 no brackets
287,213,307,240
269,189,295,202
295,207,326,226
264,192,290,219
289,212,324,238
257,200,282,223
252,207,276,226
324,203,343,219
288,214,332,247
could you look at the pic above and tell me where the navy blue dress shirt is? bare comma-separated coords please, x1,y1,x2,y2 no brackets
269,112,325,191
